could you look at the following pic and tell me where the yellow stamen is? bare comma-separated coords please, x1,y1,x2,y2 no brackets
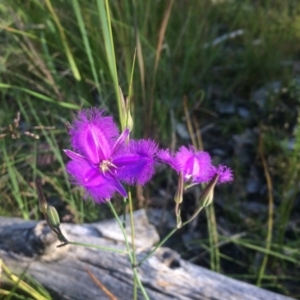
99,160,116,173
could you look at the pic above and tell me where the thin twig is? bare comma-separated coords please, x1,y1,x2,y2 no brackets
86,268,118,300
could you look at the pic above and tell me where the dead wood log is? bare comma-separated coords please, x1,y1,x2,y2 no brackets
0,210,294,300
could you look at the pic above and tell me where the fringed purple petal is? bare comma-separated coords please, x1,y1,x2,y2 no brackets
192,151,212,183
174,146,193,172
157,149,178,170
210,165,233,183
113,139,158,185
65,159,127,203
69,108,119,163
174,146,212,182
85,176,127,203
183,155,198,180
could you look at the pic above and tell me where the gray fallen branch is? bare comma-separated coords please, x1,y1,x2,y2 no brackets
0,210,294,300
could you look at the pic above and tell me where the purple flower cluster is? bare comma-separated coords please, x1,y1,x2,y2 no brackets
64,108,233,203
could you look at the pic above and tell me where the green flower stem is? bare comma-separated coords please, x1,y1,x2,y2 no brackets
108,201,133,263
128,190,138,300
136,207,208,266
108,201,149,300
66,241,128,254
184,206,205,226
122,197,127,228
136,227,177,266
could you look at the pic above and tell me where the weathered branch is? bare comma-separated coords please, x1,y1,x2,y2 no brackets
0,210,294,300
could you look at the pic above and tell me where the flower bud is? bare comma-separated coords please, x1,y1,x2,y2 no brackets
198,174,219,208
184,174,220,226
46,205,61,230
174,172,184,204
125,102,134,132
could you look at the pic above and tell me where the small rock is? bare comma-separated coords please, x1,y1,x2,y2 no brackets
215,100,235,114
237,107,250,119
176,123,190,140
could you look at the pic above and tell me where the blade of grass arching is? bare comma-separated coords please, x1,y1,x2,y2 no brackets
153,0,174,76
22,274,52,300
135,30,146,106
147,0,174,136
0,24,37,39
44,0,81,81
1,141,29,220
72,0,100,92
96,0,123,129
128,48,137,99
227,238,300,265
1,261,50,300
0,84,80,109
256,135,274,286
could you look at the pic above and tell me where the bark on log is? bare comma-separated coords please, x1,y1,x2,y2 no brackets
0,210,294,300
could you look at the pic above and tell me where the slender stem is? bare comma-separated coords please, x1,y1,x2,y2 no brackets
107,201,150,300
136,227,178,266
67,241,128,254
137,204,210,266
122,197,127,228
128,190,138,300
108,201,133,262
133,268,150,300
184,205,204,226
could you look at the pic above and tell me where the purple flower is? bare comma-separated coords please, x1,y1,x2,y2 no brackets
64,108,157,203
158,146,233,184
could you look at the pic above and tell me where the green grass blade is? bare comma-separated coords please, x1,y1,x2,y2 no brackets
0,84,80,109
96,0,123,128
44,0,81,81
1,140,29,220
72,0,100,91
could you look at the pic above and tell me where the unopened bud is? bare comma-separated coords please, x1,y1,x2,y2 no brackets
174,172,184,204
125,104,134,132
119,87,134,132
198,174,219,208
46,205,61,229
184,174,220,226
174,172,184,228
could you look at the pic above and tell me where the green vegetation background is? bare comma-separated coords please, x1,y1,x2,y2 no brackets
1,0,300,298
